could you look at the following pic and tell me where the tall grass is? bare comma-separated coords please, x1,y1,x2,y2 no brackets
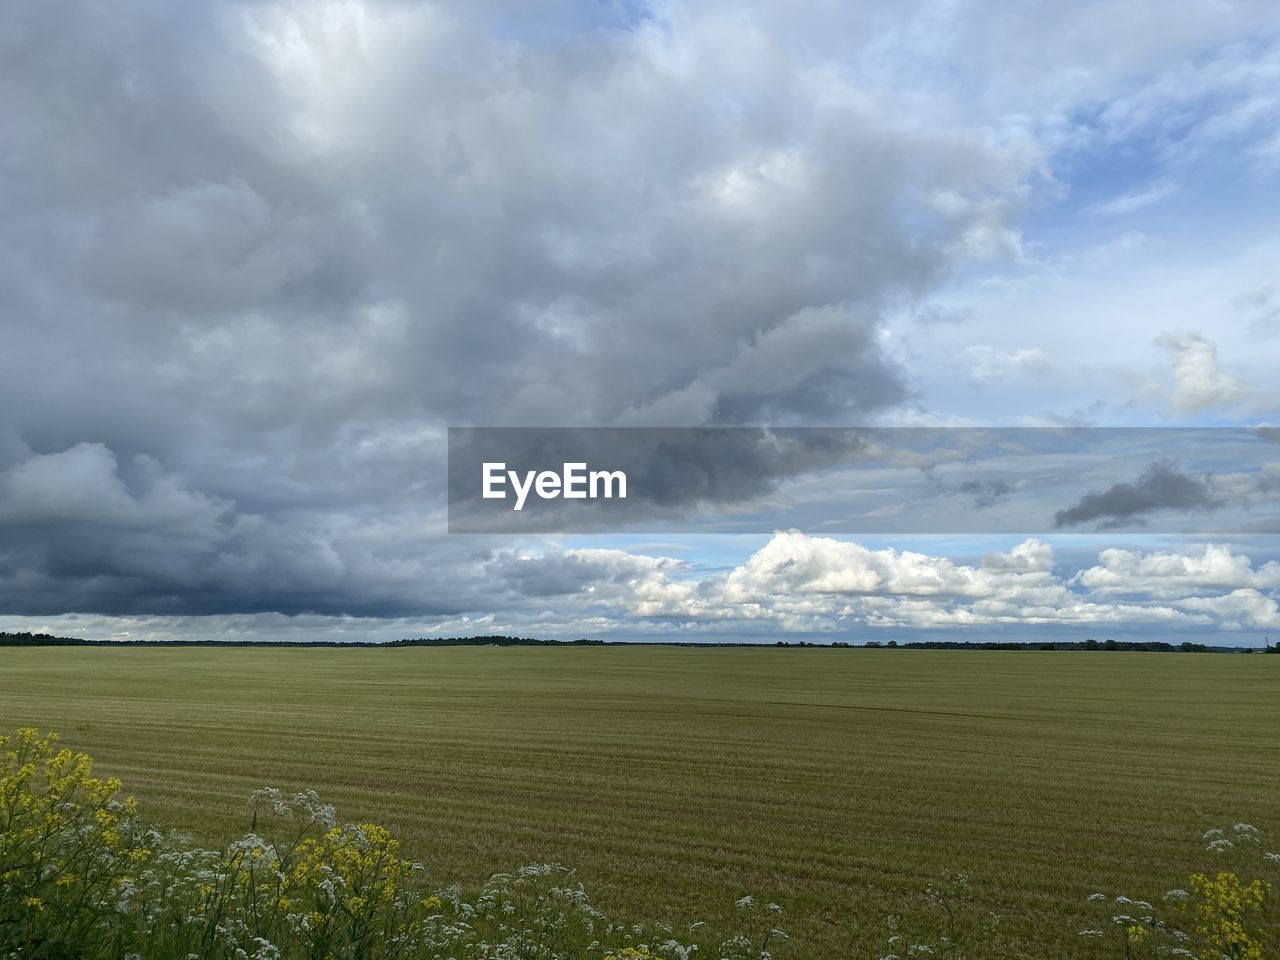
0,729,787,960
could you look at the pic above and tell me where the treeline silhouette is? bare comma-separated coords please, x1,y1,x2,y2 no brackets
0,630,1270,651
821,638,1229,652
389,636,605,647
0,632,92,646
0,631,604,648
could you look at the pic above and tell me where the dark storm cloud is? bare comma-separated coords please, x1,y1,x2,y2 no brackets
1052,460,1221,529
0,443,517,617
0,0,1041,617
957,478,1012,508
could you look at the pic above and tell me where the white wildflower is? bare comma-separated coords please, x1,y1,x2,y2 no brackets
228,834,278,863
292,790,336,828
249,788,294,819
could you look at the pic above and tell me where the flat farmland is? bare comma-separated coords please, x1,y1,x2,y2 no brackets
1,646,1276,958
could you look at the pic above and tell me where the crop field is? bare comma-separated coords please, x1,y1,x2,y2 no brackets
1,645,1277,958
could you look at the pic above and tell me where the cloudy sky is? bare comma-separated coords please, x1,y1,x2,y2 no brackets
3,0,1279,644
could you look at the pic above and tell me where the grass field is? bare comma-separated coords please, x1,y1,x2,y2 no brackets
1,645,1277,958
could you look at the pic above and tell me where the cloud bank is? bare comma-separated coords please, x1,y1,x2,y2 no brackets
9,534,1278,644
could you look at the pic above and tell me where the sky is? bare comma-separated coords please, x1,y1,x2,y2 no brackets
2,0,1279,645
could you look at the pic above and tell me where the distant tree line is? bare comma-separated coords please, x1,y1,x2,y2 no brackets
0,632,92,646
783,638,1260,652
0,632,606,648
388,636,606,647
1,630,1271,652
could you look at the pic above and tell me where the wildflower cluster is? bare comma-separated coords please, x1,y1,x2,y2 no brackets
1078,822,1279,959
873,822,1280,960
0,730,786,960
0,727,153,951
1185,870,1268,960
1078,891,1187,958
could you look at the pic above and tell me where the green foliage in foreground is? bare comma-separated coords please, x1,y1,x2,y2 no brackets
5,729,1279,960
1,729,787,960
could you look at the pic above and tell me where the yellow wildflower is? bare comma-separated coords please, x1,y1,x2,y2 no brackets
1187,871,1270,960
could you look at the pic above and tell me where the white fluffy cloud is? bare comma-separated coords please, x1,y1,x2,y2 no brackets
543,533,1280,634
1173,590,1280,629
720,531,1056,599
1077,543,1280,598
1158,332,1243,415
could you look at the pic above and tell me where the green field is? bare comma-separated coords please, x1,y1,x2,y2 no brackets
1,646,1277,958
